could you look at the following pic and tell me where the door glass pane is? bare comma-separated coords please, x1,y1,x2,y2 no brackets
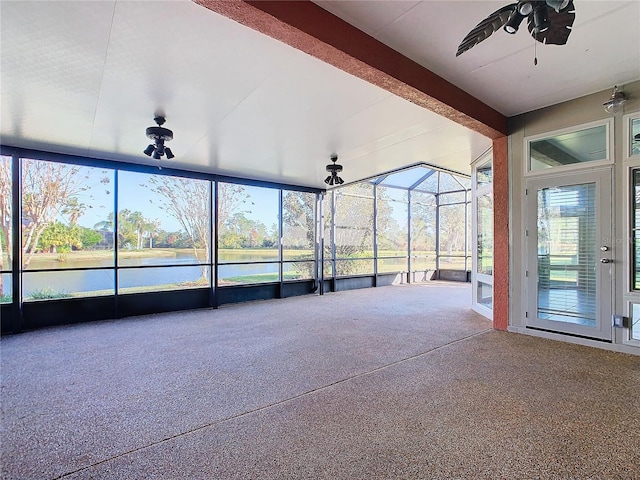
633,169,640,290
530,125,607,171
537,184,596,327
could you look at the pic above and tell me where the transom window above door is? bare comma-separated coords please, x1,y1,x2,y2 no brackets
526,120,613,174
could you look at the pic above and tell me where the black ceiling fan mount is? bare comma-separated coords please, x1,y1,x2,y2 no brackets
456,0,575,57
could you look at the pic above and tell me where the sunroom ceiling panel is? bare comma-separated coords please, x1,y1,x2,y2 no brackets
0,1,115,153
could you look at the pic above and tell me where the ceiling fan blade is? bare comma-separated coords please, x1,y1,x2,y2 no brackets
456,3,518,56
528,0,575,45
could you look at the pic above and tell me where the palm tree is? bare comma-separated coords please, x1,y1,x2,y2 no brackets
61,197,86,225
142,219,160,249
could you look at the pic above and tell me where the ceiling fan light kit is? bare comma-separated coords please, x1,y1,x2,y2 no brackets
456,0,575,57
324,154,344,186
545,0,570,13
504,10,526,34
518,2,534,16
144,116,175,161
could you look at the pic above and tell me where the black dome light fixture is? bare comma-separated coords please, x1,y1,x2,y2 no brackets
144,115,175,160
324,154,344,186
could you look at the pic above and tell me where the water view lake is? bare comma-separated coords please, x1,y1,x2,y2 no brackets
5,250,315,298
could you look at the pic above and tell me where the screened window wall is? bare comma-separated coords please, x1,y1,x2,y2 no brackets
323,166,472,281
1,150,473,331
0,153,319,312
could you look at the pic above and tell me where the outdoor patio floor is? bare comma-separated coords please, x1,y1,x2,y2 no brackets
1,282,639,479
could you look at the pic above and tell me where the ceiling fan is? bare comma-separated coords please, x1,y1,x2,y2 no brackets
456,0,575,57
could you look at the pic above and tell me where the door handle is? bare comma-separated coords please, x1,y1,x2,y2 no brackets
600,258,612,264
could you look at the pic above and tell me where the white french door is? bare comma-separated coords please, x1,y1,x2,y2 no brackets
526,169,613,340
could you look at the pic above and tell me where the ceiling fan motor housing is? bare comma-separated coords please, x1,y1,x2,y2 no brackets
326,154,343,174
146,126,173,141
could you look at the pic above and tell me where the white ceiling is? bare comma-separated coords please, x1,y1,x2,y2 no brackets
1,1,638,189
317,0,640,116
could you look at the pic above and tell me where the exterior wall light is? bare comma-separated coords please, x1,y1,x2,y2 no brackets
603,86,627,114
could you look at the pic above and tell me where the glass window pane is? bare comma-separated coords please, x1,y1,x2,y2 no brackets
284,261,314,281
283,191,315,261
632,118,640,157
1,273,12,303
477,194,493,275
334,192,373,258
119,266,210,294
530,125,607,171
218,263,278,285
23,269,115,300
335,259,374,276
118,171,210,267
1,156,11,276
477,281,493,309
631,303,640,341
21,159,114,271
218,183,278,263
477,160,493,187
378,257,407,273
439,204,466,264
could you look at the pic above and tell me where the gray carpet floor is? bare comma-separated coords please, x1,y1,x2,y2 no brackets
1,282,639,479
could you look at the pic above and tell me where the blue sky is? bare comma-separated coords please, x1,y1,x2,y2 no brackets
68,167,280,234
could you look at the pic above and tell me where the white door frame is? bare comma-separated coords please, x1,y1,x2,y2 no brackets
525,168,614,340
471,150,493,319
